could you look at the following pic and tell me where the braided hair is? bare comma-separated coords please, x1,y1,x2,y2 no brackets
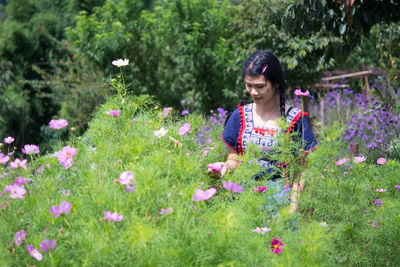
225,50,287,126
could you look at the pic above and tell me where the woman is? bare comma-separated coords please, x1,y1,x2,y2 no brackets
208,50,317,213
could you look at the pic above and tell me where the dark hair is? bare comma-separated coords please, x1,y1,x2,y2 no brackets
225,50,287,126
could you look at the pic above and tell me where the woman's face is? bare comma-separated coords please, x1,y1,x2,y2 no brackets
244,75,278,106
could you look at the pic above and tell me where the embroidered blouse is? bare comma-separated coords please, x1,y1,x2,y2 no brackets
221,103,317,172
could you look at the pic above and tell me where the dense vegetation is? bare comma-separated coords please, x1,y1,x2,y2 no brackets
1,2,399,264
1,0,399,152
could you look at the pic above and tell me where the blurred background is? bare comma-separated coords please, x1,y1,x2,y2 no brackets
0,0,399,153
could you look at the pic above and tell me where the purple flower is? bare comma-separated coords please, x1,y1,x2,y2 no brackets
181,110,189,116
375,189,386,192
0,153,10,164
104,211,123,222
4,184,26,199
160,207,173,215
49,201,72,217
180,99,185,105
26,244,43,261
4,136,14,144
395,185,400,192
107,110,121,117
14,230,26,246
22,144,40,155
367,142,378,149
40,238,56,253
294,89,310,97
55,146,77,169
49,119,68,130
125,184,136,192
375,199,382,206
192,188,217,201
372,220,376,228
60,189,70,197
222,180,243,193
377,158,386,165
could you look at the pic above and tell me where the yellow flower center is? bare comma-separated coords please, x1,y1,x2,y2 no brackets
66,153,71,157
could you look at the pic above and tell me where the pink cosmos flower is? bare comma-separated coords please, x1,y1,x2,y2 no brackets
0,153,10,164
178,123,191,135
377,158,386,165
375,189,386,192
164,107,172,117
353,156,366,163
117,171,135,185
270,237,285,255
222,180,243,193
13,177,27,186
395,185,400,191
294,89,310,97
4,184,26,199
181,110,189,116
192,188,217,201
375,199,382,206
335,158,348,166
252,186,268,192
49,119,68,130
26,244,43,261
14,230,26,246
22,144,40,155
160,207,173,215
252,227,272,234
40,238,56,253
104,211,123,222
107,110,121,117
0,202,7,209
49,201,72,217
4,136,14,144
112,58,129,67
9,158,28,170
208,163,222,172
56,146,77,169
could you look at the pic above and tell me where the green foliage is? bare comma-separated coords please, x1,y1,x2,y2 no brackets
1,85,398,265
67,0,235,111
226,0,343,91
283,0,400,49
0,0,106,149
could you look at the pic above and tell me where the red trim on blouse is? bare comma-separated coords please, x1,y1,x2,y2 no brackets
221,134,237,151
237,104,245,155
253,127,279,136
285,111,308,134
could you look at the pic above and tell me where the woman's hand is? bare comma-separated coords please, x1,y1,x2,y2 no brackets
207,162,226,178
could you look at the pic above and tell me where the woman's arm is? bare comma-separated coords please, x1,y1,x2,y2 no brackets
289,157,307,213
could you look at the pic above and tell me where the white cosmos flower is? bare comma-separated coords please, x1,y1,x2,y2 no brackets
154,128,168,138
112,59,129,67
